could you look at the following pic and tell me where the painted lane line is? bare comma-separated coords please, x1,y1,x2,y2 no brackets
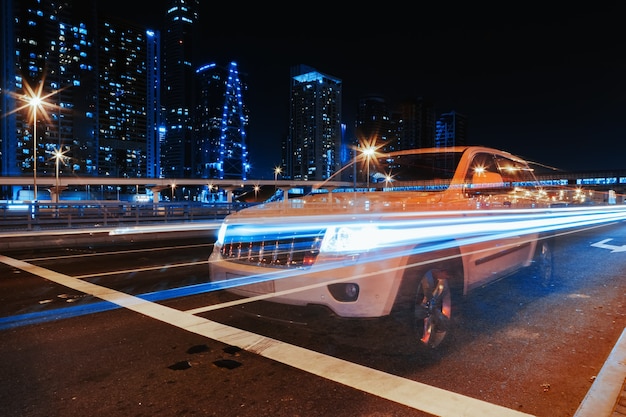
72,261,205,279
23,242,211,262
0,255,535,417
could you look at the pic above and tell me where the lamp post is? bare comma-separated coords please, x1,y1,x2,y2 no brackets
53,149,63,203
274,166,282,190
254,184,260,201
362,147,375,190
29,96,42,201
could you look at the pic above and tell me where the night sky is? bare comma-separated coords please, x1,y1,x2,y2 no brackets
101,2,626,178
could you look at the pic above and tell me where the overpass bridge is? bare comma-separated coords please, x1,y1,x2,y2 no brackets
0,176,355,203
1,168,626,203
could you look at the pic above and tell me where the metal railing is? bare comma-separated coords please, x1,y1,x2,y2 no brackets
0,201,252,231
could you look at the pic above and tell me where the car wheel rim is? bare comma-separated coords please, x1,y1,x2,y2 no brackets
415,270,452,348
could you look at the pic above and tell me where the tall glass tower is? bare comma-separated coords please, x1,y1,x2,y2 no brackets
0,0,97,199
288,65,342,181
161,0,199,178
96,18,158,178
195,62,249,180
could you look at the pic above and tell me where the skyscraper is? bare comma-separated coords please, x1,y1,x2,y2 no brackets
0,0,98,199
395,97,436,150
287,65,342,181
96,17,159,178
355,95,391,150
435,110,467,148
161,0,199,178
195,62,249,180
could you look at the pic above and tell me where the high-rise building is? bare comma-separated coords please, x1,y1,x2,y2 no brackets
195,61,249,180
0,0,98,199
355,95,391,149
287,65,342,181
395,97,436,150
435,110,467,148
96,17,159,179
146,29,162,179
1,0,163,202
161,0,199,178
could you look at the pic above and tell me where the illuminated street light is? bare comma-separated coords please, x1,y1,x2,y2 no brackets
29,95,42,201
362,146,375,190
254,184,260,201
53,149,64,204
207,183,214,202
274,166,282,190
12,80,65,201
384,173,393,189
171,183,176,201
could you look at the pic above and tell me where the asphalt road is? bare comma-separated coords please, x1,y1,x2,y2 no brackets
0,223,625,417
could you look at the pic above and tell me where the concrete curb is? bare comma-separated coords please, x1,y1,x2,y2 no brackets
574,327,626,417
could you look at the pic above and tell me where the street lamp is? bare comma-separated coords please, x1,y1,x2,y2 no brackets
362,147,375,190
29,95,42,201
171,183,176,201
207,184,214,202
254,184,260,201
274,166,282,190
53,149,63,203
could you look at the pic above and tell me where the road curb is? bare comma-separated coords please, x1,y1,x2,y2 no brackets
574,327,626,417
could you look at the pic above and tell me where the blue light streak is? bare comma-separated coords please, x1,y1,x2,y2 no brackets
3,204,626,330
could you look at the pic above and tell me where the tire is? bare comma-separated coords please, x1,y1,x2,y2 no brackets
413,268,454,349
392,250,463,351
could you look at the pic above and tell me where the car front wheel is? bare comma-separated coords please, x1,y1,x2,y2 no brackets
414,268,453,349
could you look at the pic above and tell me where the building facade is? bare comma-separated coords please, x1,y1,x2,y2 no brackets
0,0,98,200
97,17,159,179
161,0,199,178
435,110,467,148
287,65,342,181
195,61,249,180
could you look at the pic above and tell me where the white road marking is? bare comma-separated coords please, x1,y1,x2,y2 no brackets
23,242,211,262
590,238,626,252
73,261,205,279
0,254,535,417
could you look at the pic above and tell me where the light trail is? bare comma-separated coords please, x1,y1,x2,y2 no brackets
0,220,617,330
0,206,626,329
1,204,625,330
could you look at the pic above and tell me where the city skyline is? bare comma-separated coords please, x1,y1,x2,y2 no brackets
97,2,626,177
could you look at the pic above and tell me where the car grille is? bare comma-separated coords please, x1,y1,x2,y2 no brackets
220,228,325,268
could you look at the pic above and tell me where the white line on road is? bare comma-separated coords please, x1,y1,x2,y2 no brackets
0,254,535,417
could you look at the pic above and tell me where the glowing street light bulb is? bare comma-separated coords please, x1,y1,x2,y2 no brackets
274,166,282,190
362,147,375,190
29,95,43,201
53,149,63,203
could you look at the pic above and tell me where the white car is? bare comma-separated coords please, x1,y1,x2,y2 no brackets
209,146,554,349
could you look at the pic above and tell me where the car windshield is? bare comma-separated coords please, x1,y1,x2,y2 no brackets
371,151,463,184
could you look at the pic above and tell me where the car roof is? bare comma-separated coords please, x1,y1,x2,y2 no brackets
379,146,514,158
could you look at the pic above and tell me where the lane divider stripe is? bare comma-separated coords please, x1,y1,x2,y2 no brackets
0,254,534,417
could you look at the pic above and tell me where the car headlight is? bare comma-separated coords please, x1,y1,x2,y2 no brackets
320,225,380,253
216,223,227,245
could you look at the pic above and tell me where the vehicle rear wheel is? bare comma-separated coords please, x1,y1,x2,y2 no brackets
414,268,453,349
